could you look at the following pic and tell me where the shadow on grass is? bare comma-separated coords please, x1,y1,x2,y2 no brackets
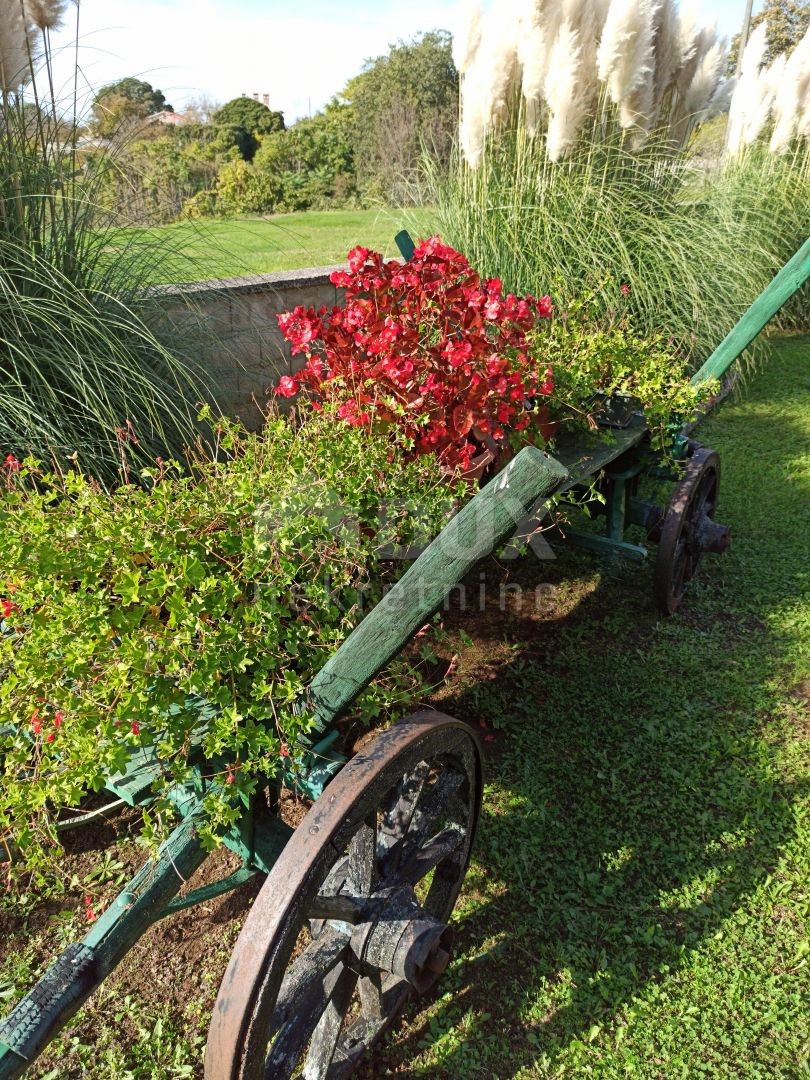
363,347,808,1076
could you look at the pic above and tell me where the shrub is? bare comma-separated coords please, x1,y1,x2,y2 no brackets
276,237,555,474
215,158,281,215
0,413,457,885
536,297,716,450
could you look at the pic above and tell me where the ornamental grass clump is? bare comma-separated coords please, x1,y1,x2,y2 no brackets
275,236,555,476
724,21,810,154
0,414,457,886
1,0,210,479
455,0,732,166
436,1,809,362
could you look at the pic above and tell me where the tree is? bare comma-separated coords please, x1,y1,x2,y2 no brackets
183,95,221,124
91,77,172,137
253,100,356,210
211,97,285,160
728,0,810,70
340,31,458,203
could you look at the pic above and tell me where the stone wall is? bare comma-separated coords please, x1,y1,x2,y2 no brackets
147,266,344,428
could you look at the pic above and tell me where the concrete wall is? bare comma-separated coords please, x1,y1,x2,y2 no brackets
147,266,345,428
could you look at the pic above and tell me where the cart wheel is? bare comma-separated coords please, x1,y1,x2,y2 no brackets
653,447,730,615
205,710,482,1080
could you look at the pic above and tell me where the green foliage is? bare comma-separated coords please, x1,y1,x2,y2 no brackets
0,35,211,477
0,413,457,883
253,100,357,211
728,0,810,71
91,78,172,138
214,158,281,215
212,97,285,162
342,30,458,203
428,126,810,368
90,133,219,225
536,301,717,451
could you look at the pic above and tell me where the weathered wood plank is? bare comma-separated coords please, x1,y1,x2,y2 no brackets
0,818,208,1079
554,420,647,490
308,445,568,728
691,235,810,386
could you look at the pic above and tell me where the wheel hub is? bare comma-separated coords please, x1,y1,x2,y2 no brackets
348,884,453,993
695,512,731,554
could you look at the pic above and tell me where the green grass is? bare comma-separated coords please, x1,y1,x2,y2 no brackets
112,208,434,284
369,334,810,1077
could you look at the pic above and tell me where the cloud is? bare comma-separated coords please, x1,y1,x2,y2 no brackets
50,0,458,121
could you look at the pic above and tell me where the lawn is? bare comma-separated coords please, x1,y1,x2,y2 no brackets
0,336,807,1077
112,208,435,285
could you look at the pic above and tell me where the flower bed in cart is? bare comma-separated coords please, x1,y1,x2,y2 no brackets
276,236,712,470
276,237,556,481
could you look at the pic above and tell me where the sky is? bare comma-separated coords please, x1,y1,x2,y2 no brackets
49,0,760,125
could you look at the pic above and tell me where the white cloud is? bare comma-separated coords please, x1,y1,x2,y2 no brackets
50,0,459,121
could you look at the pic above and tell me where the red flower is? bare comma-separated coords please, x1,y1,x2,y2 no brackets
276,236,556,474
279,743,291,758
2,454,20,472
31,710,42,735
46,732,55,743
130,721,140,735
620,283,631,296
347,246,371,272
54,711,64,728
274,375,299,398
225,769,235,785
1,598,14,620
442,339,473,368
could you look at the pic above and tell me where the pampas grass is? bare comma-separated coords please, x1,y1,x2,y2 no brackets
0,2,31,92
545,22,590,161
769,27,810,152
597,0,658,133
1,0,213,477
458,0,727,164
437,0,809,374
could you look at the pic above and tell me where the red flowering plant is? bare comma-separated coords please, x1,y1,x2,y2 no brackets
275,237,555,477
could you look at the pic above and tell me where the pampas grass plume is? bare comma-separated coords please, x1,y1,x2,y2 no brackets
26,0,70,31
452,0,483,75
770,26,810,152
597,0,657,132
545,21,589,160
726,20,768,154
0,2,31,92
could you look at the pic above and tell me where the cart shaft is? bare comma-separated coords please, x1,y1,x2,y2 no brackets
691,235,810,386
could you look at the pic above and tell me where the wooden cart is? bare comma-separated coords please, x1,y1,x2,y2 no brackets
1,236,807,1080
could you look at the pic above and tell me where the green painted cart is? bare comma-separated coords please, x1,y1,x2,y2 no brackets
0,236,807,1080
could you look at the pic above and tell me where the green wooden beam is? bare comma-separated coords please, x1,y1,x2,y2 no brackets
308,445,568,728
691,235,810,386
0,818,207,1079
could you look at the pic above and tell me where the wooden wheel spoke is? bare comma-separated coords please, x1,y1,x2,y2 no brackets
395,825,466,887
399,768,464,855
378,761,430,859
357,970,384,1023
347,815,378,896
271,930,348,1033
309,893,365,925
301,964,358,1080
